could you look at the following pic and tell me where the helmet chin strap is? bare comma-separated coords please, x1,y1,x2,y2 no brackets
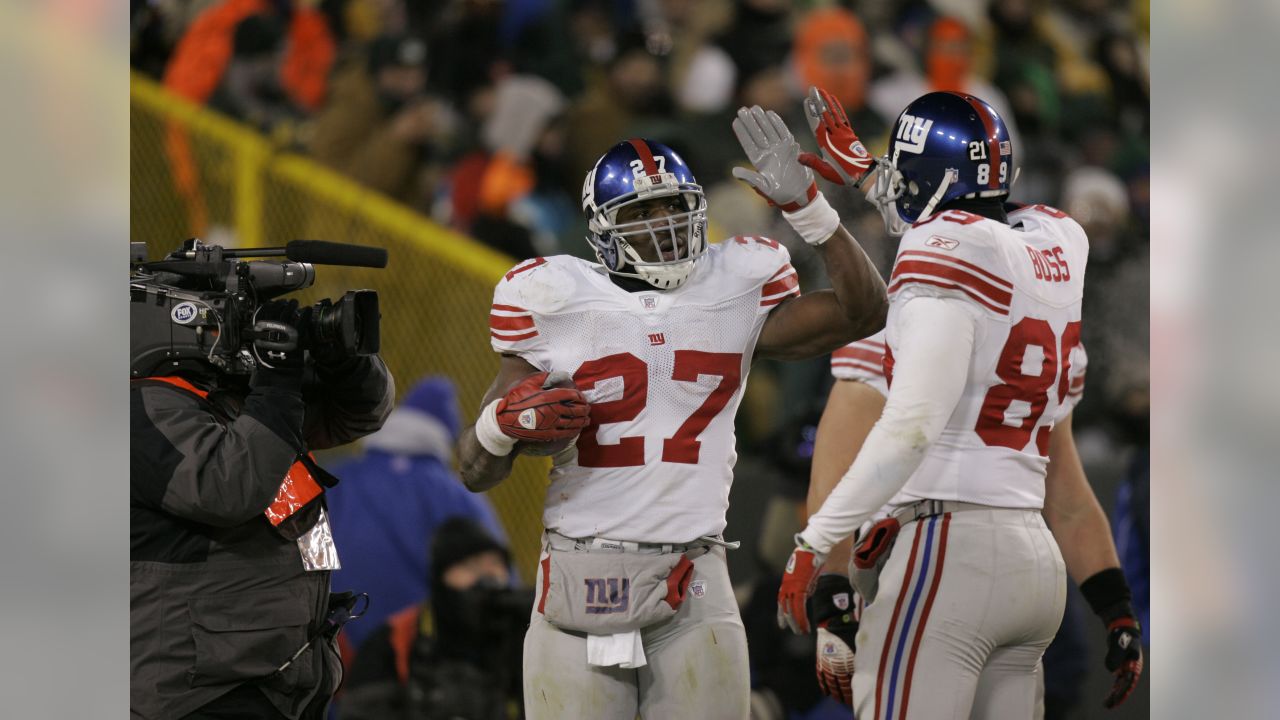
916,168,959,223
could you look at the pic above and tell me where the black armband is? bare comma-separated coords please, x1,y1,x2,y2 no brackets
1080,567,1135,626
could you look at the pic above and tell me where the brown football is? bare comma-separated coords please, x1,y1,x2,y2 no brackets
514,371,582,457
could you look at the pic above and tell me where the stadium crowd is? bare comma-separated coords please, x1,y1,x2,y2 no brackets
131,2,1149,717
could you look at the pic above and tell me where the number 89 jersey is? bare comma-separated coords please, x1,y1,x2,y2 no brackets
884,204,1089,510
490,238,800,543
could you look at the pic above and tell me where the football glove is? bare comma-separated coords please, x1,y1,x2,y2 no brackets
777,538,826,634
496,371,590,443
798,86,875,188
812,574,857,706
732,105,818,212
1102,613,1144,708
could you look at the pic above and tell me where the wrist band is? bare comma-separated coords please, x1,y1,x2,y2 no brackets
783,192,841,246
474,398,517,457
1080,567,1135,625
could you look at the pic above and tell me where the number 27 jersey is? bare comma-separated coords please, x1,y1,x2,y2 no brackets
884,205,1088,510
489,238,799,543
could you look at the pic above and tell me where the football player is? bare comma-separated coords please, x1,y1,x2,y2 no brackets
808,331,1142,715
456,104,888,719
776,88,1143,718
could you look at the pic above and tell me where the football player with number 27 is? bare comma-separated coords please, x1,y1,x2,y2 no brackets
778,87,1143,719
456,98,887,718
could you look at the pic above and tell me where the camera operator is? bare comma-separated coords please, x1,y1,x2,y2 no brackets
130,293,394,720
338,517,529,720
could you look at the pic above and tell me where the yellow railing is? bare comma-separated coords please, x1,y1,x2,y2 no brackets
130,72,549,580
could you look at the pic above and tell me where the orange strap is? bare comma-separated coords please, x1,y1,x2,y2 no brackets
149,375,210,399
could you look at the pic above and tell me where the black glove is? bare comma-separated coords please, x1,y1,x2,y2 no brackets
810,573,858,706
253,299,309,375
1101,608,1144,708
1081,568,1144,709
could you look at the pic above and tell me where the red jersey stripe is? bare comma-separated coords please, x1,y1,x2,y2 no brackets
897,250,1012,289
491,329,538,342
832,360,884,376
833,347,884,364
489,314,535,331
890,260,1013,307
888,276,1010,315
762,272,799,298
760,288,800,307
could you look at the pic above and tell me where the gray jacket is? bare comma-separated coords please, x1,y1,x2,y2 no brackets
130,358,393,719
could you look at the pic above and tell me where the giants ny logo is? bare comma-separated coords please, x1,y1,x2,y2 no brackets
895,113,934,154
584,577,630,614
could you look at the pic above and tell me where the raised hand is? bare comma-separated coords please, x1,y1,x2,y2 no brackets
732,105,818,212
798,86,875,188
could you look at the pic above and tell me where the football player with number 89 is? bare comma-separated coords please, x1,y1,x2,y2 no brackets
456,104,887,718
777,87,1142,718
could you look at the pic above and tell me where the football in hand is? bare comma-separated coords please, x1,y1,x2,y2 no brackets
514,372,585,457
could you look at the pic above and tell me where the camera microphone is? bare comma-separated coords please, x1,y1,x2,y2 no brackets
286,240,389,268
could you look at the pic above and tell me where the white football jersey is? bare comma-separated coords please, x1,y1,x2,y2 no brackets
881,204,1089,510
489,237,800,543
831,330,889,396
830,328,1087,419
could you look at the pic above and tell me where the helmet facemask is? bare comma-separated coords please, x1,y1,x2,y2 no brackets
589,180,708,290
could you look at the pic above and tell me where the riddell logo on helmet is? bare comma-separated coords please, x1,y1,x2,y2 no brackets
896,113,934,154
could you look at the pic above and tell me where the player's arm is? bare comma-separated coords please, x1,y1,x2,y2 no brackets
756,227,887,360
1043,411,1120,582
456,355,590,492
1043,411,1145,709
777,296,976,634
806,378,886,704
731,105,887,362
809,380,886,572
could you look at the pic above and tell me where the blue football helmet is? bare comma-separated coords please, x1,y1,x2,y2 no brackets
870,91,1016,235
582,139,708,290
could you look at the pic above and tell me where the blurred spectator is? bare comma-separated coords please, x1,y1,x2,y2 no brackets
338,517,529,720
163,0,335,113
310,34,457,206
442,74,571,259
870,16,1022,155
324,377,504,654
207,13,303,133
715,0,792,86
565,39,670,177
794,7,887,147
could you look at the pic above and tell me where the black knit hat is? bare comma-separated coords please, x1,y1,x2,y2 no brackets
430,517,509,582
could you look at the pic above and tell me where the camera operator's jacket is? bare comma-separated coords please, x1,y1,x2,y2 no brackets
130,358,393,720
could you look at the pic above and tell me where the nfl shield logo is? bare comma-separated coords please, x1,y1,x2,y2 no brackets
641,295,657,310
690,580,706,598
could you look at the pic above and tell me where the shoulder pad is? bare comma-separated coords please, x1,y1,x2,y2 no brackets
716,236,799,308
492,256,581,316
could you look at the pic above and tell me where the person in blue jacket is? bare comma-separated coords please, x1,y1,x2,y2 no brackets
325,376,506,653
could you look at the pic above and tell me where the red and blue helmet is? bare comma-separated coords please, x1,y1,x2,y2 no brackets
581,138,708,290
871,91,1015,234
